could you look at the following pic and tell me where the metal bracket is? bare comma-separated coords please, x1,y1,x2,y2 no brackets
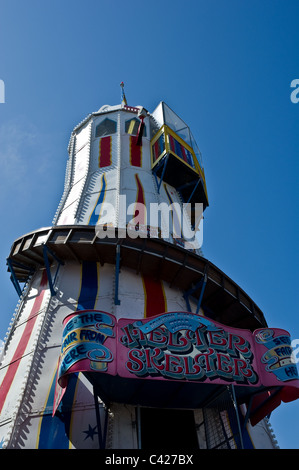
6,258,34,298
183,264,209,314
186,179,200,205
7,258,23,297
152,155,169,193
229,384,244,449
114,244,121,305
42,244,64,296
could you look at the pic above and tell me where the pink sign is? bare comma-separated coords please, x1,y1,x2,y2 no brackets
54,310,299,417
53,310,117,415
117,313,299,389
59,310,117,379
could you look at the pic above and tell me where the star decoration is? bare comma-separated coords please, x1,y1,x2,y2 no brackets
83,424,98,441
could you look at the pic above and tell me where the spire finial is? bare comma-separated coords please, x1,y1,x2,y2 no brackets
120,81,127,106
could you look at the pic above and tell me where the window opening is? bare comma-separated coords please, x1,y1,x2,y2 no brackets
95,118,117,138
138,407,199,450
125,118,147,137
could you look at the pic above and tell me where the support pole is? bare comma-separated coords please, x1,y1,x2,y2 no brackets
183,264,209,314
93,385,103,449
186,179,200,205
243,395,254,430
153,155,169,194
42,244,64,296
102,407,109,449
230,385,244,449
196,270,208,314
183,292,192,312
114,244,121,305
42,245,56,296
7,259,22,297
136,405,142,449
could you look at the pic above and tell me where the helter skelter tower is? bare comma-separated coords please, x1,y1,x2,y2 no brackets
0,86,298,450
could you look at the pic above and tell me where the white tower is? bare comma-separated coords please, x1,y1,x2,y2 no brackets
0,90,298,449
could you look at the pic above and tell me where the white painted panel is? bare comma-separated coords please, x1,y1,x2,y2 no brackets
115,295,144,320
81,188,118,226
73,144,90,184
0,353,32,422
163,283,187,313
115,269,145,320
0,421,14,448
120,134,130,168
13,416,43,449
75,122,91,153
62,177,85,209
1,284,49,368
54,262,82,308
24,344,60,416
68,373,100,449
77,167,119,225
110,403,137,449
140,137,151,171
56,202,76,225
94,264,114,313
121,166,155,192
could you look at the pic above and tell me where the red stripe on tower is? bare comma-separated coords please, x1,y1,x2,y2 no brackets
98,136,112,167
0,270,48,414
130,135,142,167
142,275,167,318
134,173,146,227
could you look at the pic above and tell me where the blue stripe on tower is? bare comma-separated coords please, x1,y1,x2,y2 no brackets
36,261,99,449
88,174,107,226
77,261,99,310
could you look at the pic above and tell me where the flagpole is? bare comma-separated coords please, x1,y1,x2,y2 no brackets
120,81,127,106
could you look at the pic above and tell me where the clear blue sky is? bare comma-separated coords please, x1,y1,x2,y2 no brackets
0,0,298,449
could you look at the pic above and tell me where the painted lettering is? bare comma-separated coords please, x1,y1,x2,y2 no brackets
186,327,207,351
126,349,145,375
61,331,78,353
147,328,168,349
120,324,146,348
232,358,257,384
183,355,203,380
167,330,191,353
216,352,233,377
164,353,184,379
207,330,227,350
79,329,106,344
122,314,258,385
227,333,251,358
274,346,293,357
144,347,165,374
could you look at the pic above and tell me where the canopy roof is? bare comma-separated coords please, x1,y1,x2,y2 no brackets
7,225,267,331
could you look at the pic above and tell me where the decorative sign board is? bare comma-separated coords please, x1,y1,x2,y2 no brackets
53,310,299,416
